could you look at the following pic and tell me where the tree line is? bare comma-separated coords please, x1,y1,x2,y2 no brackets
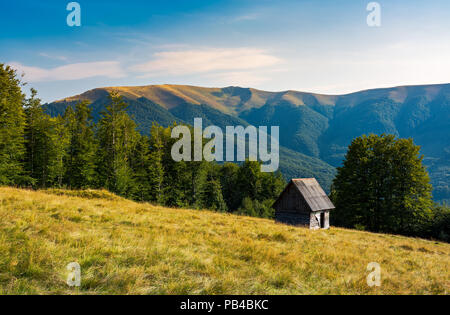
0,64,285,217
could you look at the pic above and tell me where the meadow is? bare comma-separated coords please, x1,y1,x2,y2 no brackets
0,187,448,295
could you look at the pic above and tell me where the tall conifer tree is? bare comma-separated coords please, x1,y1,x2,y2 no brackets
148,123,165,203
96,92,140,196
64,101,96,188
0,64,27,185
24,89,56,187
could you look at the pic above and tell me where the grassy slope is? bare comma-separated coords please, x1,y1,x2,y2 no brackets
0,187,448,295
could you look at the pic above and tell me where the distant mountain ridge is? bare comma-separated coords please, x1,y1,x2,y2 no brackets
45,83,450,203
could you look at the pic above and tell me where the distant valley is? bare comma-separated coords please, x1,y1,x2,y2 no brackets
45,83,450,203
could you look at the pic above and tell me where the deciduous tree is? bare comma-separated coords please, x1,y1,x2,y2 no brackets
331,134,433,235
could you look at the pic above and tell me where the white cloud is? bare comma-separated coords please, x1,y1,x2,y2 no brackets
10,61,126,82
130,48,282,77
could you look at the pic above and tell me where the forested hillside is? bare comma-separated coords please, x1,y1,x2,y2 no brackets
45,84,450,202
46,92,336,192
1,64,291,220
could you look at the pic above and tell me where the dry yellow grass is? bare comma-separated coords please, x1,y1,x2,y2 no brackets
0,187,448,295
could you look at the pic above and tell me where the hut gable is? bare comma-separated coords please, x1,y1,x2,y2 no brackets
273,178,335,230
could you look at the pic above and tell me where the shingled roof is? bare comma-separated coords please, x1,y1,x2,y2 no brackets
293,178,335,211
274,178,335,212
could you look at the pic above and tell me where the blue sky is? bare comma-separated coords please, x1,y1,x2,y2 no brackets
1,0,450,102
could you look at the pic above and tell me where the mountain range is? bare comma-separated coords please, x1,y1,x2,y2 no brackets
44,83,450,203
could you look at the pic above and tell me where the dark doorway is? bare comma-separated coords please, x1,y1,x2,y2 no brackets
320,212,325,228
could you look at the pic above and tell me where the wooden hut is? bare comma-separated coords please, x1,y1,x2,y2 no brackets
272,178,335,230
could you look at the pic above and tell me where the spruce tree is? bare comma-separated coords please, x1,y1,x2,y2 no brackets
24,89,55,188
160,124,189,207
96,92,140,196
129,133,150,201
49,116,69,188
0,64,27,185
219,162,240,211
64,101,96,189
148,123,165,203
199,166,227,211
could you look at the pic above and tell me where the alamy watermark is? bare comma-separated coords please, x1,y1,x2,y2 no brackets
366,262,381,287
66,2,381,28
171,118,279,172
367,2,381,27
67,2,81,27
66,262,81,287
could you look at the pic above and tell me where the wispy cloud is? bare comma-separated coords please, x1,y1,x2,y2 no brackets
130,48,282,78
10,61,126,82
38,53,68,61
232,13,260,22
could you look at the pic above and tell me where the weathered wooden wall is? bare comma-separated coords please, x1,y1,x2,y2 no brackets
276,212,310,226
273,184,309,213
277,210,330,229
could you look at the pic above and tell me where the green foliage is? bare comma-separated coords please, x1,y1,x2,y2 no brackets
331,134,434,237
0,64,27,185
428,204,450,242
45,94,337,194
24,89,66,188
45,95,181,132
48,116,69,187
237,197,275,219
64,101,97,189
96,92,141,196
147,124,165,203
170,103,248,130
128,134,150,201
44,84,450,203
198,166,227,212
241,102,329,158
220,163,241,211
53,97,287,215
233,160,285,218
